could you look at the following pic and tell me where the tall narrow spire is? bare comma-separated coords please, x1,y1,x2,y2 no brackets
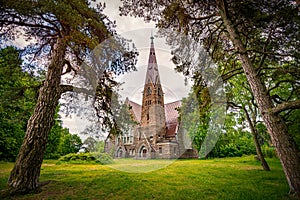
140,35,166,127
145,35,161,85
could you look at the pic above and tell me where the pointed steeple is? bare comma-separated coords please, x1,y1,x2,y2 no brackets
145,34,161,85
140,35,166,128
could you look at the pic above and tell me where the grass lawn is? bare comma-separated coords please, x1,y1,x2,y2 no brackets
0,156,292,200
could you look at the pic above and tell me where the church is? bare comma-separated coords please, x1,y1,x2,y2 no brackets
104,36,198,159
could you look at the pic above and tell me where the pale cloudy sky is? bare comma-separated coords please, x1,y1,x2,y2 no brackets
101,0,191,103
63,1,193,137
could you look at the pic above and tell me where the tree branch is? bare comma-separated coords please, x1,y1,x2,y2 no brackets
227,101,242,109
59,85,94,96
189,13,217,21
271,99,300,114
221,67,243,81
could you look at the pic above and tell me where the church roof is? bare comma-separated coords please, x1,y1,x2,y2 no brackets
165,100,181,125
127,100,142,122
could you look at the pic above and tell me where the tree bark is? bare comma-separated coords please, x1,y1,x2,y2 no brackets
6,37,67,194
243,107,270,171
219,2,300,197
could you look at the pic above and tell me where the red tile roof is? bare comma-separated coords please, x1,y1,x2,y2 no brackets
127,100,142,122
165,100,181,125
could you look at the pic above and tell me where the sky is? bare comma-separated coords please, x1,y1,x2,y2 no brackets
61,0,193,138
101,1,191,103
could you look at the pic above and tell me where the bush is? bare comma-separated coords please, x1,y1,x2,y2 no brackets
44,153,61,160
262,145,277,158
219,143,241,158
58,152,114,164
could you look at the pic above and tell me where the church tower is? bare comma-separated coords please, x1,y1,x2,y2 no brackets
140,36,166,134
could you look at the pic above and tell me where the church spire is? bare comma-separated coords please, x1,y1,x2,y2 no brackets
141,35,166,127
145,34,161,85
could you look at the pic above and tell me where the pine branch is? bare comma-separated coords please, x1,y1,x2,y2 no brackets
271,99,300,114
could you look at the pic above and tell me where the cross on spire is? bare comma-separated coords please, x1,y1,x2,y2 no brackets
150,31,154,44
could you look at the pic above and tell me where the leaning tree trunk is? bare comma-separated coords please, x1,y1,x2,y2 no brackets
7,38,67,194
219,5,300,197
252,129,270,171
243,107,270,171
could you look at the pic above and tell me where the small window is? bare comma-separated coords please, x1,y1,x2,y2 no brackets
158,87,162,96
159,147,162,154
147,113,149,120
146,87,151,96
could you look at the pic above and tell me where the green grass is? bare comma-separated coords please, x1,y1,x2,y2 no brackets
0,156,292,200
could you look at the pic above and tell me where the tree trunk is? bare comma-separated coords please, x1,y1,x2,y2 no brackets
219,4,300,197
252,130,270,171
6,38,67,194
243,107,270,171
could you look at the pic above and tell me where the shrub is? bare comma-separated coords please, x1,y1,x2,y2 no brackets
219,143,241,158
92,153,114,165
44,153,61,160
58,152,113,164
262,145,277,158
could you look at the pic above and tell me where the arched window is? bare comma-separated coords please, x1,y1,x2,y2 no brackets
139,146,147,158
117,147,123,158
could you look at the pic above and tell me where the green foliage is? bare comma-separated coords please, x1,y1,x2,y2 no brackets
95,140,105,153
44,117,72,159
58,152,113,165
285,109,300,149
180,89,257,158
0,47,38,161
92,152,114,165
210,131,256,158
179,81,211,153
59,134,82,156
262,145,277,158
